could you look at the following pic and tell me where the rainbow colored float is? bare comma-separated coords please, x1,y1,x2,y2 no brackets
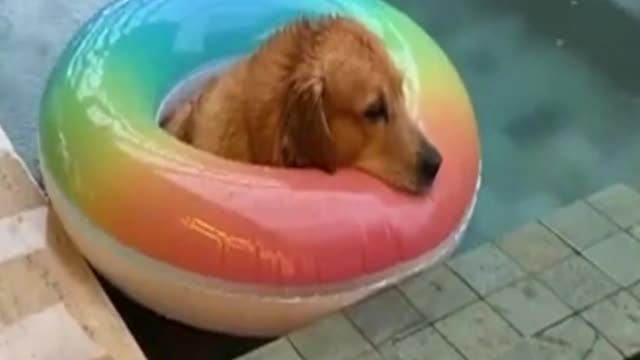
39,0,480,336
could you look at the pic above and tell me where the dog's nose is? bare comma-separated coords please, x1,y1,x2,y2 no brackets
416,140,442,188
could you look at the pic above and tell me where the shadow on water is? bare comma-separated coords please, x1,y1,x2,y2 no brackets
97,274,271,360
489,0,640,94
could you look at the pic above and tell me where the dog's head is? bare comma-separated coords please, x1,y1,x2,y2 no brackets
279,16,442,193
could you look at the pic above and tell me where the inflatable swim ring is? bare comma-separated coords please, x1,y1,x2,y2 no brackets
39,0,480,336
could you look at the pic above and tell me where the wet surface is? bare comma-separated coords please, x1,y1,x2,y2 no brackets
1,0,640,358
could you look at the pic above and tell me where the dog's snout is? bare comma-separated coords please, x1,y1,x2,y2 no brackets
416,140,442,188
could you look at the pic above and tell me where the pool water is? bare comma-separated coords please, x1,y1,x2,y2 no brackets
403,0,640,252
1,0,639,358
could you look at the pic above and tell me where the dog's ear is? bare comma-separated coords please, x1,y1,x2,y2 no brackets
280,75,337,172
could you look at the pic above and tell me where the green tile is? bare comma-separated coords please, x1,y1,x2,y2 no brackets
629,224,640,240
449,243,525,296
537,316,623,360
541,201,617,250
586,337,625,360
349,349,384,360
237,339,302,360
491,339,559,360
587,184,640,229
581,291,640,357
496,222,573,273
538,255,618,310
380,327,464,360
398,265,478,323
486,278,571,336
435,302,520,360
346,288,423,345
289,313,373,360
583,232,640,286
631,281,640,300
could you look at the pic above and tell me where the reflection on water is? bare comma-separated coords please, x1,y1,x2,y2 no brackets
393,0,640,252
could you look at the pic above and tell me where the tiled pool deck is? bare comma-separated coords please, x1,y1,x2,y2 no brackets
239,184,640,360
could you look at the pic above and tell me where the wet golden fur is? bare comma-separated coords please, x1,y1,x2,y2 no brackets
162,16,442,193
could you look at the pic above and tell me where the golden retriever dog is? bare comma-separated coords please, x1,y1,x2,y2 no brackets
162,15,442,193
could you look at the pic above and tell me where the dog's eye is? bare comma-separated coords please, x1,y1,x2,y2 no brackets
364,96,388,123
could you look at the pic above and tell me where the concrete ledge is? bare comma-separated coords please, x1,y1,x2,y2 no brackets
0,125,146,360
